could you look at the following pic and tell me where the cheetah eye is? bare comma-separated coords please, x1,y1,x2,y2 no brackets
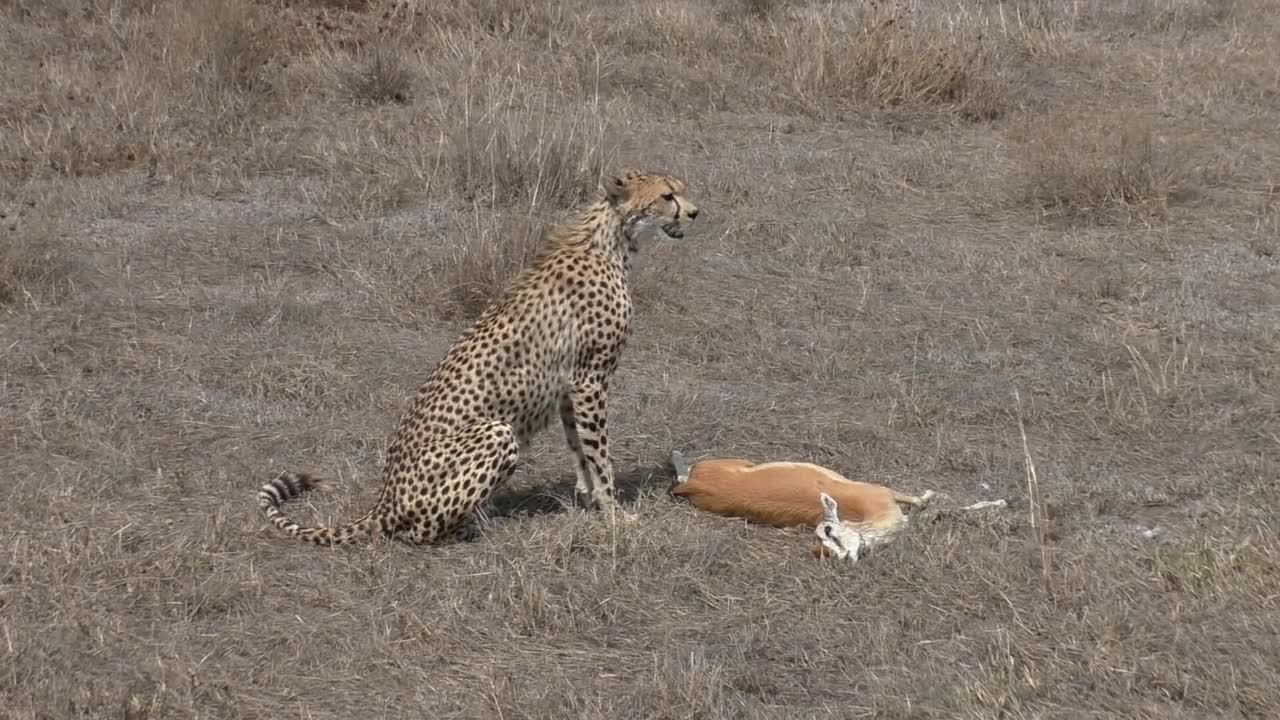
661,193,675,202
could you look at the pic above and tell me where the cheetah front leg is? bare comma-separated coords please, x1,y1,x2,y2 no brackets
560,393,597,511
565,374,638,523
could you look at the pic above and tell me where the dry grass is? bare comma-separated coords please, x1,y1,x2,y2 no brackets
446,97,612,209
340,45,414,105
434,207,545,320
1011,110,1186,222
0,220,76,308
3,0,1280,717
780,7,1011,119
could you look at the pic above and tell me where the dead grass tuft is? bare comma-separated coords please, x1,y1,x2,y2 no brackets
341,45,414,105
1148,532,1278,595
782,8,1010,119
0,221,76,307
1099,0,1238,34
433,207,544,321
417,0,578,39
307,0,375,10
1011,111,1185,221
719,0,789,22
447,99,612,209
977,0,1236,35
0,0,284,182
167,0,277,97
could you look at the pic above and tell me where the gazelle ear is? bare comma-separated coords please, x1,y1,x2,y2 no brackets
670,449,692,484
819,492,840,524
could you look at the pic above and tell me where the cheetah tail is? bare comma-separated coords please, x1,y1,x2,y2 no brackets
670,449,692,484
256,472,379,546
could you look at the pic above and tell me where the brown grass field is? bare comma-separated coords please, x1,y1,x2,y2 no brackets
2,0,1279,717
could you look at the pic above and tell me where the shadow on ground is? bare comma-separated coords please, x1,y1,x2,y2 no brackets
489,460,674,518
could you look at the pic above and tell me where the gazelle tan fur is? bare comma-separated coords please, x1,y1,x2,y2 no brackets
669,450,936,559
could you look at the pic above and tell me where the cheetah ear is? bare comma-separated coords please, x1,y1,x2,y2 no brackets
603,173,629,204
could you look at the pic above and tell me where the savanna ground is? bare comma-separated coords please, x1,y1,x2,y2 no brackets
2,0,1278,717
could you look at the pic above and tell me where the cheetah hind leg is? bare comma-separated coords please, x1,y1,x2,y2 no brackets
439,501,506,544
400,420,521,546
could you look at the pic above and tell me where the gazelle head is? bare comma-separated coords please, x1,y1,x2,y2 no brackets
813,492,864,562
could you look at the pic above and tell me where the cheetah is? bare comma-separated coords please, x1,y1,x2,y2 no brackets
257,170,701,546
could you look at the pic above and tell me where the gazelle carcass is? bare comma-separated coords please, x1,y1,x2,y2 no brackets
668,450,1006,562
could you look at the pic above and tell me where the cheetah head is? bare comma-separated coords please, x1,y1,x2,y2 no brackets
603,170,700,242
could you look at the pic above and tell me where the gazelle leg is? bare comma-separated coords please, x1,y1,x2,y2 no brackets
892,489,937,509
